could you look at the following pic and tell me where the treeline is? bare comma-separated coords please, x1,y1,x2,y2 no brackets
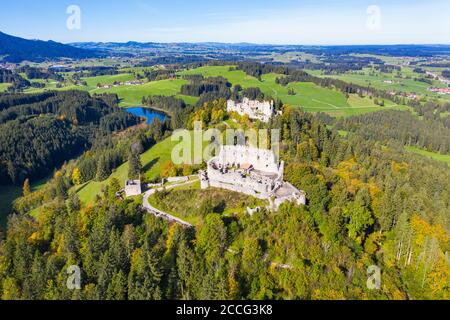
75,66,118,77
0,90,139,184
0,90,121,124
232,86,266,101
180,76,231,97
0,69,29,91
145,69,177,81
233,62,290,79
11,119,172,220
0,69,24,83
18,65,63,81
335,109,450,153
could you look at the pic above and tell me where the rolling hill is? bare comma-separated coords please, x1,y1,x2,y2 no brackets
0,31,100,62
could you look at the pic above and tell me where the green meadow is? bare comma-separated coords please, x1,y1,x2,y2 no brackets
74,136,178,205
81,73,137,90
405,146,450,165
0,83,11,92
308,66,450,102
91,78,198,106
179,66,410,116
14,64,412,116
148,182,267,226
0,176,48,228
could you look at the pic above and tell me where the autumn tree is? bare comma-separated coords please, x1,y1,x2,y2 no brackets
72,168,82,185
22,178,31,196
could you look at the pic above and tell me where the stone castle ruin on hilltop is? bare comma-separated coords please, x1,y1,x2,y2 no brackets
227,98,277,123
200,145,306,210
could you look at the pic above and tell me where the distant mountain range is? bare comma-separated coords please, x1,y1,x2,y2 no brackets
1,30,449,64
72,41,450,57
0,32,100,63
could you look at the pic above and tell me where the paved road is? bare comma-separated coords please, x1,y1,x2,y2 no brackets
142,180,198,228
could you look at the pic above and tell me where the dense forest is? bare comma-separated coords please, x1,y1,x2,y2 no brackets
0,99,448,300
0,91,139,184
335,110,450,154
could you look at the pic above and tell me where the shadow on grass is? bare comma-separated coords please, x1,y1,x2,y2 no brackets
74,182,91,194
143,157,160,173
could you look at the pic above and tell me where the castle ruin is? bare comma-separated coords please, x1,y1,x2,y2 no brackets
227,98,276,122
200,145,306,210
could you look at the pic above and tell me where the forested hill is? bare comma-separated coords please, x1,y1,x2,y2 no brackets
1,103,448,300
0,32,99,62
0,91,139,184
335,110,450,154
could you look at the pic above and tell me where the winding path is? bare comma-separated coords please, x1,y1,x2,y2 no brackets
142,180,198,228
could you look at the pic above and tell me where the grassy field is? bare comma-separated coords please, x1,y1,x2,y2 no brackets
308,66,450,102
148,182,267,226
74,136,178,204
91,78,198,106
0,176,49,228
405,146,450,165
82,73,137,90
0,83,11,92
180,66,410,116
15,64,411,116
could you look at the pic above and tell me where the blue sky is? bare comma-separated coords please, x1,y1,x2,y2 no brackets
0,0,449,44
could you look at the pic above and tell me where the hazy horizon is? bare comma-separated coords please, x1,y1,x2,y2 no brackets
1,0,449,45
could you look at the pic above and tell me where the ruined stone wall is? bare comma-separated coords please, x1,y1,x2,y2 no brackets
220,145,281,174
227,98,274,123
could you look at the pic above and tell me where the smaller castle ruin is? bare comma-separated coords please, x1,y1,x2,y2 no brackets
200,145,306,210
227,98,276,122
125,180,142,197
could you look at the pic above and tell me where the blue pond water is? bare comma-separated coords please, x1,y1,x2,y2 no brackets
125,107,166,124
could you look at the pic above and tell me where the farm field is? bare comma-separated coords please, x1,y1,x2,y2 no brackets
405,146,450,165
180,66,410,116
81,73,136,90
91,78,198,106
307,67,450,102
14,65,412,116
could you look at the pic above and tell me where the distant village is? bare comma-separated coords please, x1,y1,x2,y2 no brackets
97,80,145,89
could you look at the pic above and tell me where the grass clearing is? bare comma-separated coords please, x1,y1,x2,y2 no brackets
0,176,49,228
74,136,178,204
148,184,267,226
91,78,197,106
405,146,450,165
0,83,11,92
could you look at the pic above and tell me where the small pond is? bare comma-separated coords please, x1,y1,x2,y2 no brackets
125,107,166,124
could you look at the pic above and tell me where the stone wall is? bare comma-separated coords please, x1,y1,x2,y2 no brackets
200,145,306,211
227,98,275,123
219,145,282,175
